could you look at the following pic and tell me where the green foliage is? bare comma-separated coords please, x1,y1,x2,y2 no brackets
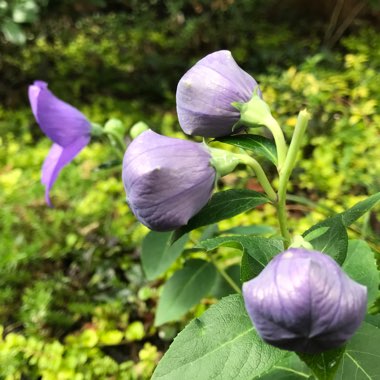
1,3,380,379
335,322,380,379
152,294,288,380
173,189,270,241
216,134,278,165
0,325,159,379
342,240,379,307
198,236,283,282
155,259,217,326
0,0,47,44
141,231,188,281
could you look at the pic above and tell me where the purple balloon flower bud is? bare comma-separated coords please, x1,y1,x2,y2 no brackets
176,50,261,137
28,81,91,206
243,248,367,354
122,130,216,231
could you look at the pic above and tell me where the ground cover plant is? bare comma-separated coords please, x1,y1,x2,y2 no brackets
1,1,380,379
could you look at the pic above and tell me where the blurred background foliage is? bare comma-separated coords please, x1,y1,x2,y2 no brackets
1,0,380,378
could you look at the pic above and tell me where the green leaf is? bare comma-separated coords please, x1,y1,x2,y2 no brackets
342,240,379,307
172,189,269,242
304,227,330,242
1,18,26,44
154,259,217,326
141,231,187,281
261,353,312,379
302,192,380,265
365,314,380,328
340,192,380,227
221,224,276,236
303,215,348,265
335,322,380,379
216,134,278,165
298,347,345,380
198,235,283,282
152,294,287,379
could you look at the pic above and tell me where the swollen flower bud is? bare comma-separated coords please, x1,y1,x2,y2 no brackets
122,130,216,231
243,249,367,354
176,50,261,138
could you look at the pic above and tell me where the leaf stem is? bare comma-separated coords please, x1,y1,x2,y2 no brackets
210,255,241,294
236,154,277,202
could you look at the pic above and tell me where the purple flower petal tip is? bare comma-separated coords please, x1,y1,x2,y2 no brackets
243,248,367,354
176,50,261,137
28,81,91,205
122,130,216,231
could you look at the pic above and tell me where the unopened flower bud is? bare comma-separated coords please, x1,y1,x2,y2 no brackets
176,50,261,137
122,130,216,231
243,248,367,354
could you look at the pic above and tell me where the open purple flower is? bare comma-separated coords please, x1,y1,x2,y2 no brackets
122,130,216,231
176,50,261,138
243,248,367,354
28,81,91,205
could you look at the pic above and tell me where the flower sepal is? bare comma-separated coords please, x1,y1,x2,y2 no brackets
208,146,242,178
90,122,104,137
235,92,275,130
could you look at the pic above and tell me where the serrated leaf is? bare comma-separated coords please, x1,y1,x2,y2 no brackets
342,240,380,307
303,215,348,265
198,235,283,282
216,134,278,165
154,259,217,326
172,189,269,242
298,347,345,380
341,192,380,227
335,322,380,379
141,231,187,280
152,294,287,380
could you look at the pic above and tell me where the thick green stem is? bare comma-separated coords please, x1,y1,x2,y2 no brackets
277,109,311,248
237,154,277,202
237,95,288,171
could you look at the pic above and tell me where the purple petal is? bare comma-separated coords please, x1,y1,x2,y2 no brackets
28,81,91,147
122,130,216,231
42,135,90,206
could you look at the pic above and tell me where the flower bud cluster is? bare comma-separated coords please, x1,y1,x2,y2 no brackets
122,50,264,230
29,53,368,356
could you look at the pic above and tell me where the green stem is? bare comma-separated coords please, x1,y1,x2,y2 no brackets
104,129,126,157
277,109,311,248
236,154,277,202
210,256,241,294
264,115,288,171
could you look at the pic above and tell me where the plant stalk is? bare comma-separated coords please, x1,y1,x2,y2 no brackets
276,109,311,248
